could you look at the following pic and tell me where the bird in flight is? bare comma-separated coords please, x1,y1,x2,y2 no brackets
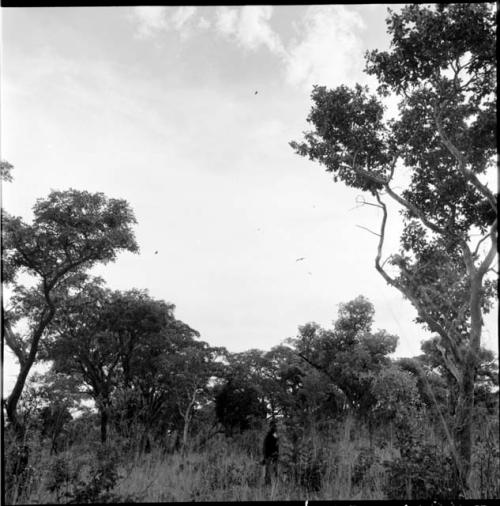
295,257,305,262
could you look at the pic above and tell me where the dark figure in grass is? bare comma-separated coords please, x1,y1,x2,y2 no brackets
262,420,279,485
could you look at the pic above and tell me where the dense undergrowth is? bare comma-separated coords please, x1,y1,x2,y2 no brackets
5,411,499,503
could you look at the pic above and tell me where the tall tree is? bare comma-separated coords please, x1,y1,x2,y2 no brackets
45,282,175,443
291,4,497,491
290,296,398,425
214,378,267,436
112,313,202,444
2,188,138,433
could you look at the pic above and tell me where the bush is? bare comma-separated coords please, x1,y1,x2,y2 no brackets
352,447,380,487
4,425,42,504
46,454,80,502
280,428,326,492
472,437,500,499
44,444,128,504
69,445,121,503
383,441,461,500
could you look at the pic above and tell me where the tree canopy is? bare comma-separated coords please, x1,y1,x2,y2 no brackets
291,3,497,492
3,186,139,433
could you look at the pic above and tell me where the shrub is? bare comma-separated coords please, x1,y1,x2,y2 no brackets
4,425,42,504
472,437,500,499
46,454,80,502
352,447,380,487
68,445,121,503
383,441,461,500
280,428,326,492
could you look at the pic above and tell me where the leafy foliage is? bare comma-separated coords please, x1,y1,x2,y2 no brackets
291,3,497,489
383,441,461,500
1,159,14,182
3,189,138,287
215,379,267,435
3,187,139,432
291,296,398,420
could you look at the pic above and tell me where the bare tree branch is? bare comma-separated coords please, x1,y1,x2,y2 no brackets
355,225,381,237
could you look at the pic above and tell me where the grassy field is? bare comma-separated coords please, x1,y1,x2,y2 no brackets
6,413,499,503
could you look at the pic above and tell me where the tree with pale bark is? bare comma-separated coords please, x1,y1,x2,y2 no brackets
291,3,497,493
167,342,225,451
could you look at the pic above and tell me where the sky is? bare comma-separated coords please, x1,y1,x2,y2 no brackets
1,5,498,395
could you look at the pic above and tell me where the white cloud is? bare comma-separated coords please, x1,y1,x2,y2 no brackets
130,6,198,39
283,5,366,90
198,16,211,30
129,6,369,93
215,6,238,36
215,6,284,55
172,6,196,30
131,7,169,38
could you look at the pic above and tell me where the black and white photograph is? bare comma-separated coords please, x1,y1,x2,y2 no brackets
1,3,498,502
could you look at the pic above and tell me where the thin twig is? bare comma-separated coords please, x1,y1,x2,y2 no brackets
355,225,381,237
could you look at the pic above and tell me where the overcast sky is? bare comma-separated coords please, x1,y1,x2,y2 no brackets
1,5,498,394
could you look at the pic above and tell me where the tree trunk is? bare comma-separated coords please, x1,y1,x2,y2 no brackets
97,394,111,444
6,304,56,438
453,273,486,494
453,345,479,495
100,406,108,444
182,413,191,452
6,360,32,438
179,389,197,453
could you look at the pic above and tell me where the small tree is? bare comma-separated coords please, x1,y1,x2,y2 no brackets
2,186,138,434
291,4,497,491
167,342,224,451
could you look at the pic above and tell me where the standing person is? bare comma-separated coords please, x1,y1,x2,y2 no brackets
262,420,279,485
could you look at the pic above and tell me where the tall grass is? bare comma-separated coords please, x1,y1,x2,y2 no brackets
5,414,499,503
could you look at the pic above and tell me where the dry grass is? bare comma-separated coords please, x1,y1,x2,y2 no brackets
6,415,499,503
8,419,396,503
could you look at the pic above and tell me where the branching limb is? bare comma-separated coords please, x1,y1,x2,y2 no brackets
296,352,338,389
435,342,461,384
434,111,497,214
3,321,27,366
373,191,464,366
384,185,446,236
349,154,450,234
384,184,475,275
341,162,388,186
373,191,396,287
348,146,476,274
473,229,494,258
476,220,498,279
355,194,385,209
